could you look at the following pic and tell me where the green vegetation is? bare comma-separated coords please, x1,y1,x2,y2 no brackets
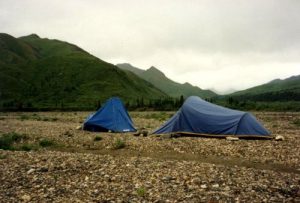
1,33,299,111
0,33,166,111
20,114,30,120
0,132,60,151
0,154,8,159
113,138,126,149
20,144,38,151
0,132,30,151
217,75,300,104
117,64,217,99
127,96,184,111
214,98,300,112
210,75,300,111
143,112,173,121
94,135,102,141
230,76,300,100
136,187,146,197
39,138,56,147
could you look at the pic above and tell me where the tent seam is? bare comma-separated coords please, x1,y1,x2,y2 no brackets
234,113,248,135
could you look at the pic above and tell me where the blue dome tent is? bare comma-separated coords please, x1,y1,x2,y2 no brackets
153,96,271,138
83,97,136,132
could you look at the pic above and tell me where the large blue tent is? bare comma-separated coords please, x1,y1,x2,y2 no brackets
83,97,136,132
153,96,270,137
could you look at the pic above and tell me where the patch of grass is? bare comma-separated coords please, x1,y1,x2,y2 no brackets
20,144,38,151
0,154,8,159
51,117,58,121
292,119,300,127
40,117,58,122
0,132,36,151
39,139,56,147
136,187,146,197
20,114,30,121
113,138,126,149
0,132,27,150
94,135,102,141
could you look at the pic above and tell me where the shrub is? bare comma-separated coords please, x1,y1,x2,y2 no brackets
0,132,26,150
40,117,58,122
136,187,146,197
41,117,49,121
0,133,38,151
20,144,37,151
51,117,58,121
113,138,126,149
94,136,102,141
39,139,56,147
20,114,30,121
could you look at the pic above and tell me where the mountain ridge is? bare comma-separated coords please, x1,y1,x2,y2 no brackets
227,75,300,101
0,33,167,109
117,63,217,98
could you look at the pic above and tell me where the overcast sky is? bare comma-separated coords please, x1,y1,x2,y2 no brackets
1,0,299,94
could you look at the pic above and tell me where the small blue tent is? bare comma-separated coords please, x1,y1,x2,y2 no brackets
83,97,136,132
153,96,270,137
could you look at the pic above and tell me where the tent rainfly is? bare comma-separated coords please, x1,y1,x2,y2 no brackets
152,96,271,138
83,97,136,132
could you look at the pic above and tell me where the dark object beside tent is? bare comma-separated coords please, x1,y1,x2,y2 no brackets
153,96,271,138
83,97,136,132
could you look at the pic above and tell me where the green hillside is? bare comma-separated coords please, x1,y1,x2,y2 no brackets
0,33,38,64
0,33,167,110
229,75,300,101
117,64,217,98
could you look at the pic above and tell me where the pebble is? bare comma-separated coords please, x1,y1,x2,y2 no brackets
21,194,31,202
200,184,207,189
212,183,220,188
224,186,230,191
27,168,35,174
275,135,285,141
0,112,299,202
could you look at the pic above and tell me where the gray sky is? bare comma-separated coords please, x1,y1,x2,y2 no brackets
1,0,299,94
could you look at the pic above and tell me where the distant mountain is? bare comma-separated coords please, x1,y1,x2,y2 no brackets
228,75,300,101
116,63,144,75
0,33,167,109
117,63,217,98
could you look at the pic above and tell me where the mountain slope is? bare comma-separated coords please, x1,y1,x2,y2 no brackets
117,63,217,98
0,33,39,64
116,63,144,75
229,75,300,101
0,33,167,109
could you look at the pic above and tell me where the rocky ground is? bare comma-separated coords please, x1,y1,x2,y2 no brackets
0,111,300,202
